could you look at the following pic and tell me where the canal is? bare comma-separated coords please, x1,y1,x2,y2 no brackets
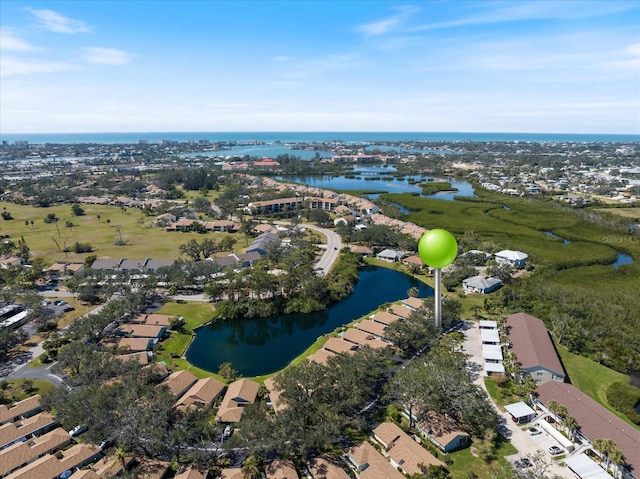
186,266,432,377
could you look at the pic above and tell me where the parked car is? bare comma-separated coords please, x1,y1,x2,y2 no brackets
68,424,88,437
549,445,563,455
223,425,233,438
99,438,113,449
527,427,542,436
514,458,532,469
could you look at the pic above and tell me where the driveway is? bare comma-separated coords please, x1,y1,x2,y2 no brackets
460,320,575,479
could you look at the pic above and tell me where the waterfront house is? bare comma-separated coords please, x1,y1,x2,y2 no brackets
342,328,389,350
161,370,198,399
176,378,225,411
216,378,259,423
354,320,387,340
376,249,403,262
323,337,357,355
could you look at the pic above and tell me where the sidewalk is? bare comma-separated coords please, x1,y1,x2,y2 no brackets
460,319,575,479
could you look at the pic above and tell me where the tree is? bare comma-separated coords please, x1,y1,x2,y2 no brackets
407,286,419,298
218,236,237,253
218,362,239,381
200,238,217,258
241,455,263,479
546,400,567,423
44,213,58,223
592,438,625,475
71,204,85,216
563,415,579,441
179,239,202,261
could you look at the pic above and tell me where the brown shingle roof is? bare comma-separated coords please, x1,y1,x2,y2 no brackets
402,297,425,310
175,465,209,479
536,381,640,475
371,311,402,326
355,320,386,338
264,376,286,413
308,456,349,479
176,377,225,410
506,312,565,379
387,304,412,319
0,412,55,449
417,412,469,451
216,378,259,423
162,370,198,398
0,395,41,425
346,442,404,479
307,349,335,366
220,468,244,479
323,337,357,355
265,459,299,479
342,328,389,350
0,427,71,477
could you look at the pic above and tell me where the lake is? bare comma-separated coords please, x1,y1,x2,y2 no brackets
277,167,475,201
186,266,433,377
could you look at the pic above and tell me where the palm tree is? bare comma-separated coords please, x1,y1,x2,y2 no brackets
563,415,578,441
407,286,419,298
242,455,262,479
592,438,624,474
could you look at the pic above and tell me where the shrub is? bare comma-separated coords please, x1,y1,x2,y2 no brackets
606,381,640,424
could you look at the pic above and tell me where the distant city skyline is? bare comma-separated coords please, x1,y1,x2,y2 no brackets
1,0,639,134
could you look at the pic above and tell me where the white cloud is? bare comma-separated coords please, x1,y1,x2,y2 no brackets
356,5,421,36
82,47,135,65
0,29,38,51
0,56,77,77
27,8,91,34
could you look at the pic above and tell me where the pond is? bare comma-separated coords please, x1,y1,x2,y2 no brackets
612,253,634,269
186,266,432,377
277,170,475,201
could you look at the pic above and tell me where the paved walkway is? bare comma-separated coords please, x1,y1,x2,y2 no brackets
460,320,575,479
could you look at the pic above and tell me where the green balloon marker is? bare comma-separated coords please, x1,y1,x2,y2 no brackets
418,229,458,329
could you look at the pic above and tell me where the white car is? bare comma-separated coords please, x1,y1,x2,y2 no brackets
527,427,542,436
68,425,88,437
549,445,563,455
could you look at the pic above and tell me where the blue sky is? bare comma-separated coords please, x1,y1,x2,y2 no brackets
1,0,639,134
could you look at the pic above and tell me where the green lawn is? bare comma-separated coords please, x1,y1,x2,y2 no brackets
152,301,226,380
0,379,55,402
447,440,517,479
0,201,240,264
557,344,638,427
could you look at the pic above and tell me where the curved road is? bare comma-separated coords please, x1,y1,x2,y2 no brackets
299,223,343,276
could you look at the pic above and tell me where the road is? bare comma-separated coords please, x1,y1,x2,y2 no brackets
297,223,343,276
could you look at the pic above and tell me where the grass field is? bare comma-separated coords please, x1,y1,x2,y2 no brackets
594,207,640,220
152,301,226,380
556,343,638,427
0,378,55,402
447,439,517,479
0,201,240,264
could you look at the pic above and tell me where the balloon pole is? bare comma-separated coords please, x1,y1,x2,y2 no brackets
417,229,457,331
434,267,442,329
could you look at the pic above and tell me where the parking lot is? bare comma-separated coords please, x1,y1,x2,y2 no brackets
524,423,568,457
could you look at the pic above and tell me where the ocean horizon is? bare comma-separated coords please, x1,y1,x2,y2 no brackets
1,131,639,144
